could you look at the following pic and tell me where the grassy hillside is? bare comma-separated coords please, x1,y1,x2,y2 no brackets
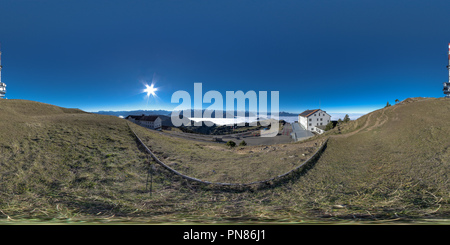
1,98,449,223
291,97,450,218
0,99,152,219
0,99,321,222
130,122,319,184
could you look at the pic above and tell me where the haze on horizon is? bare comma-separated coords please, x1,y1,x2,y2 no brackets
1,0,449,115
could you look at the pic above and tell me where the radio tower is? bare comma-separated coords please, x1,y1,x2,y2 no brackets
444,43,450,98
0,44,6,99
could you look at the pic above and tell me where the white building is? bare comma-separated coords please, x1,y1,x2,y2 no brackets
126,114,162,130
298,109,331,134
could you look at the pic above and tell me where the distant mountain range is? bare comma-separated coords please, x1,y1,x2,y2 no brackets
92,109,366,124
92,109,300,127
94,109,172,117
92,109,299,118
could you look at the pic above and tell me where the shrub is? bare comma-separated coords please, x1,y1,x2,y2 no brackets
226,141,236,147
343,114,350,123
325,121,334,131
239,140,247,146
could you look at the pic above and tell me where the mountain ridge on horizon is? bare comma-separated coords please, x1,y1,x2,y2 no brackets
93,109,300,117
93,109,365,121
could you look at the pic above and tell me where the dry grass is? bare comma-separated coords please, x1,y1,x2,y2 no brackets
1,98,450,223
0,99,150,219
281,97,450,218
130,123,319,184
0,99,320,222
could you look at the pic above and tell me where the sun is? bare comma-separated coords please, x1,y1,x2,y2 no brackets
144,83,158,97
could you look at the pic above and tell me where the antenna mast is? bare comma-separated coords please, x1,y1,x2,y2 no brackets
0,43,6,99
444,43,450,98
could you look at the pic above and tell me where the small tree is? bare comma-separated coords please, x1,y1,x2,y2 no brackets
343,114,350,123
395,99,400,104
385,101,391,108
325,121,334,131
337,119,342,134
239,140,247,146
226,140,236,147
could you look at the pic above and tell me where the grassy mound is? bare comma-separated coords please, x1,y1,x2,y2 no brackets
0,99,149,219
130,122,320,184
1,98,449,223
285,97,450,218
0,99,321,222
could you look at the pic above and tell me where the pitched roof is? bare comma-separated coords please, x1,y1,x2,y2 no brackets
125,114,144,120
140,115,160,122
299,109,320,117
125,114,160,121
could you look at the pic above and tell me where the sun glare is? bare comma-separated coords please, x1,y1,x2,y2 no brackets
144,84,158,97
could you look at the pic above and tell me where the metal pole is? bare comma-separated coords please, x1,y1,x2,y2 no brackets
447,43,450,86
150,164,153,197
146,160,150,191
145,157,154,197
445,43,450,98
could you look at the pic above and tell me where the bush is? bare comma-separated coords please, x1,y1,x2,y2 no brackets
343,114,350,123
239,140,247,146
226,141,236,147
325,121,334,131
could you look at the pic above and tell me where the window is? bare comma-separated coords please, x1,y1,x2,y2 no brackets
314,114,316,116
320,118,322,121
309,123,311,126
320,123,322,125
309,118,312,121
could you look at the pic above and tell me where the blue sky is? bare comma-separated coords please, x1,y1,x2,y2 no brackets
0,0,449,114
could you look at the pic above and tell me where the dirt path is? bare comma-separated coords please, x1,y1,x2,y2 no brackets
330,104,403,139
330,108,390,139
330,113,373,139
